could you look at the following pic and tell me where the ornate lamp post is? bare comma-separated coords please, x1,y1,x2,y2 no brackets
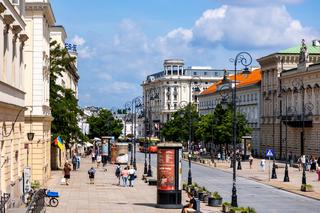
229,52,252,207
125,101,133,165
132,96,143,170
187,76,201,185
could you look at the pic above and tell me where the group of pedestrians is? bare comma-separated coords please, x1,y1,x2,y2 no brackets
72,153,81,170
115,164,136,187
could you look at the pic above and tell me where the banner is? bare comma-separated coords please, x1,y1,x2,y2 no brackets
54,136,64,150
158,149,175,190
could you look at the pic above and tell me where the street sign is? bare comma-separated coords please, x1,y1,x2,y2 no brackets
266,149,274,157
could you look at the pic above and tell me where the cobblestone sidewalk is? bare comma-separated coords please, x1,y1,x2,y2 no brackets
44,157,221,213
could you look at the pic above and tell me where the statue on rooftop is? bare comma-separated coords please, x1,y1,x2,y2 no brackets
299,39,309,64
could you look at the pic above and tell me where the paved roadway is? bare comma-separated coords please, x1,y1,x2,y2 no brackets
135,152,320,213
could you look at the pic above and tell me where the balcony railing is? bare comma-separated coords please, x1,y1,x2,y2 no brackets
282,114,313,127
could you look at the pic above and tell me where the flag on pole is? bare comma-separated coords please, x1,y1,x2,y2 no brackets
54,136,64,150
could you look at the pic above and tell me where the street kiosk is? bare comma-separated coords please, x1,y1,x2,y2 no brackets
156,142,183,209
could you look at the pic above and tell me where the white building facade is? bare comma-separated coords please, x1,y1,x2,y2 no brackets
142,59,226,138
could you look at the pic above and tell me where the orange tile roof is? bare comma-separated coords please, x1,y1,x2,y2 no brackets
200,68,261,95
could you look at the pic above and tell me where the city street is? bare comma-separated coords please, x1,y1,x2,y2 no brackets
136,152,320,213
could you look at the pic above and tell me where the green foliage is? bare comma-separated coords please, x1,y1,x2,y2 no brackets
87,109,123,139
50,41,86,147
31,180,40,190
211,191,221,199
223,202,231,206
161,103,200,142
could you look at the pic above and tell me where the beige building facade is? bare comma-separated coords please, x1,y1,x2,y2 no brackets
0,0,28,207
258,40,320,159
23,0,55,185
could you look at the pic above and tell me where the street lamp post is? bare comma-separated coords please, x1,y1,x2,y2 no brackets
230,52,252,207
282,88,290,182
132,96,143,171
292,79,306,185
125,101,133,165
187,76,201,185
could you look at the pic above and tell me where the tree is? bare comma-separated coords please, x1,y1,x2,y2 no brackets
87,109,123,139
161,104,200,142
50,41,85,147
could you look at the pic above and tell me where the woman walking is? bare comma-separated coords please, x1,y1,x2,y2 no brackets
128,166,136,187
121,166,129,187
63,161,72,185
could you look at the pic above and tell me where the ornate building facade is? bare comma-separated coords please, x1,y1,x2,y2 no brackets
0,0,28,207
141,59,226,138
258,40,320,159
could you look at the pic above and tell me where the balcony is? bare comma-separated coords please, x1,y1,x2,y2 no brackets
282,114,313,127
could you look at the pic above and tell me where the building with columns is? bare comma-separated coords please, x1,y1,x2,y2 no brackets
23,0,55,185
142,59,227,138
258,40,320,159
0,0,28,207
198,69,261,154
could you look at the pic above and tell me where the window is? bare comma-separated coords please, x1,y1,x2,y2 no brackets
174,103,177,109
167,81,169,84
204,72,207,75
174,81,177,84
12,0,19,5
205,82,208,84
167,104,170,110
193,72,197,75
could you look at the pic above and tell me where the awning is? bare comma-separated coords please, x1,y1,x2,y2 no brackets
85,142,94,147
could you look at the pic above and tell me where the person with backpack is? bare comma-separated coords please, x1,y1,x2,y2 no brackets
88,167,96,184
115,164,121,185
72,154,77,171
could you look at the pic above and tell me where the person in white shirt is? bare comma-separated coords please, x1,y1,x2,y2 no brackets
128,166,136,187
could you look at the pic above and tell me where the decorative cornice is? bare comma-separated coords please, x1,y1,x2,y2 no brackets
12,25,22,34
25,2,56,25
0,2,6,14
19,34,29,43
3,14,14,25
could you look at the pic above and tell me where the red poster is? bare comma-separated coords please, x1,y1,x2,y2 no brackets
158,149,175,190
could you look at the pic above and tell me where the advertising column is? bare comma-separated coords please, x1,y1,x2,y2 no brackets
156,142,182,209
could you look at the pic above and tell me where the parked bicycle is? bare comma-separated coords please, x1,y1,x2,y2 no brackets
23,188,60,207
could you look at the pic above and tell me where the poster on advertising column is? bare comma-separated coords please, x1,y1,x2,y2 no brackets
158,149,175,191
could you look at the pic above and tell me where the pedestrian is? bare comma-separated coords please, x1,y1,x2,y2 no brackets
217,153,221,162
317,156,320,168
72,154,77,171
317,168,320,181
96,155,102,168
76,154,81,169
260,159,266,171
115,164,121,185
310,157,316,172
249,155,254,169
128,166,136,187
182,192,197,213
121,166,129,187
63,161,72,185
91,151,96,163
88,167,96,184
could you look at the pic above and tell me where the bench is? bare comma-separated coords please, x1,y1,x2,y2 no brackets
148,179,157,186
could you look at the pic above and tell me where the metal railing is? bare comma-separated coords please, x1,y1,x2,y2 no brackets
0,193,10,213
26,189,46,213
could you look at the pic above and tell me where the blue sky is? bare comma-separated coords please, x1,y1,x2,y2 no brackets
51,0,320,109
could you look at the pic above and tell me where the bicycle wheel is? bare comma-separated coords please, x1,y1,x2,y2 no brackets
49,197,59,207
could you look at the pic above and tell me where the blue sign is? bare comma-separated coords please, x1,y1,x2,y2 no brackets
266,149,274,157
65,43,77,52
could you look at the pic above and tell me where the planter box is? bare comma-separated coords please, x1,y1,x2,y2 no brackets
208,197,223,207
301,184,313,192
222,204,231,213
197,192,204,201
230,209,242,213
203,194,209,203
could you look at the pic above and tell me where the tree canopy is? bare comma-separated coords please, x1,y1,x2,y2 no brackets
50,41,85,147
161,103,252,146
87,109,123,139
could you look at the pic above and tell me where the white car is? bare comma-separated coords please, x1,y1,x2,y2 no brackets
116,153,128,164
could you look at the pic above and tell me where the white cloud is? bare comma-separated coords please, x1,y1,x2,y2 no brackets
78,46,95,59
217,0,303,6
71,35,86,46
188,5,318,49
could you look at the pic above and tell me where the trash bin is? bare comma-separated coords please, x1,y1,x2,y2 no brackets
156,142,183,209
